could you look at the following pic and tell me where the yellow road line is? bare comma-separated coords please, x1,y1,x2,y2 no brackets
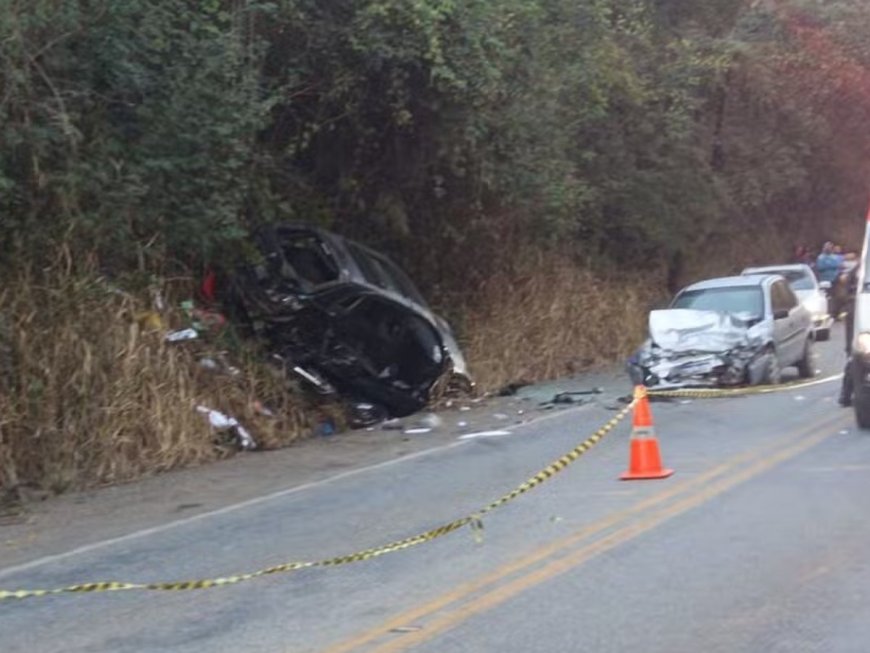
320,411,845,653
361,416,843,653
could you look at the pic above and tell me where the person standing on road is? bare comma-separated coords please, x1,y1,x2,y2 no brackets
839,264,859,407
817,242,842,285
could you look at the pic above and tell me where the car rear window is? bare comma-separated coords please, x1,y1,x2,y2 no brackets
765,269,815,291
672,287,764,317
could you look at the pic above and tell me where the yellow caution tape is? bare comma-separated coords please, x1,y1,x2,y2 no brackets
0,403,636,601
648,373,841,400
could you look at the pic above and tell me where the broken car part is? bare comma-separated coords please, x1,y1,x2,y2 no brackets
220,224,473,417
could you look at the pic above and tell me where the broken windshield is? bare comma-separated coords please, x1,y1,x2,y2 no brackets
280,235,340,286
672,287,764,318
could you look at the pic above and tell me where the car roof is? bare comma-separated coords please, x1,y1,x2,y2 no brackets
680,275,776,293
742,263,813,275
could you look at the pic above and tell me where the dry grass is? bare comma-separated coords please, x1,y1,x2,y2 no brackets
438,248,666,392
0,263,317,495
0,224,788,495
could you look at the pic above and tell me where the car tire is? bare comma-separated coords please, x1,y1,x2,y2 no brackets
762,350,782,385
854,385,870,429
796,339,815,379
815,328,831,342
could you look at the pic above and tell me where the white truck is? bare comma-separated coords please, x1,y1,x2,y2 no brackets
849,213,870,427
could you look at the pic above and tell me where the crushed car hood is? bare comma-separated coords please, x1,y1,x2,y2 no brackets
628,309,770,389
649,309,765,353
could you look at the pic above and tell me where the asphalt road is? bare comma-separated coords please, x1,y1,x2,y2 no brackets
1,325,867,653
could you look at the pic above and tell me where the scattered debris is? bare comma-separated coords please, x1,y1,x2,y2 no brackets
192,308,227,334
404,428,432,435
550,394,587,406
318,420,337,437
382,418,405,431
135,311,165,331
416,413,443,429
556,387,603,401
498,381,531,397
198,357,221,373
459,430,512,440
529,387,607,409
197,355,241,377
165,328,198,343
347,402,389,429
390,626,423,634
290,365,336,395
195,406,257,450
251,400,275,417
493,413,509,420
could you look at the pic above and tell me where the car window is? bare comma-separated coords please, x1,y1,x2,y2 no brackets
372,254,427,306
775,270,815,291
672,287,764,317
744,268,816,291
347,242,428,306
781,283,799,309
771,281,797,313
770,283,785,313
278,235,340,285
347,242,394,291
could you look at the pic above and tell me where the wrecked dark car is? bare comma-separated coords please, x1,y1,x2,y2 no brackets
221,224,472,417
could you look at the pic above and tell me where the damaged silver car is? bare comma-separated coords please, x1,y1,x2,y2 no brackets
628,275,815,389
222,224,472,417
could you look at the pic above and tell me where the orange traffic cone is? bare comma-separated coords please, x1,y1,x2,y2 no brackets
620,386,674,481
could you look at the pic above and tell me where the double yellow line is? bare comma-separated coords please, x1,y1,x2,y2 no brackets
322,410,847,653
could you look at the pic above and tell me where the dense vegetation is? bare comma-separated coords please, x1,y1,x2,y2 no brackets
2,0,870,491
5,0,870,272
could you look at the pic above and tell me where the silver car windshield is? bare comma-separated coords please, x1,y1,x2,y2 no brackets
672,287,764,318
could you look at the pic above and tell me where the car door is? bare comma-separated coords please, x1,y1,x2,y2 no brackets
771,280,806,364
784,282,813,350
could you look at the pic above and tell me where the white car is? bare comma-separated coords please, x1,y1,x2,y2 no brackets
742,264,832,341
629,274,814,388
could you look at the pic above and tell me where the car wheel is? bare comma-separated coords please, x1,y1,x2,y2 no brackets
815,328,831,342
762,350,782,385
796,339,815,379
855,384,870,429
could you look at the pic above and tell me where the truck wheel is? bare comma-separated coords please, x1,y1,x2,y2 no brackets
854,384,870,429
796,339,815,379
